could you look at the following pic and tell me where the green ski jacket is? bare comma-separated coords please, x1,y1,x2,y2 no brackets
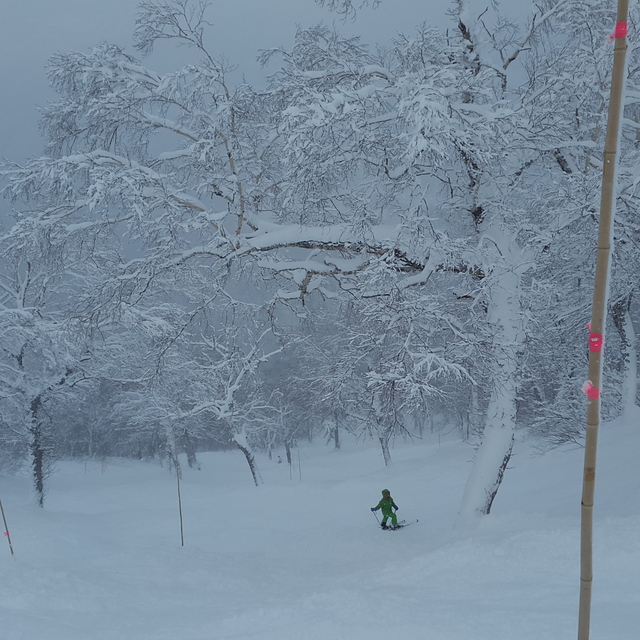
373,490,398,516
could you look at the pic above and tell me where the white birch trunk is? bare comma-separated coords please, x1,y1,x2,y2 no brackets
379,435,392,466
457,258,523,527
233,427,262,486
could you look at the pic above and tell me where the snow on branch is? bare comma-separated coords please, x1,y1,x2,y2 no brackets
134,0,213,56
314,0,381,19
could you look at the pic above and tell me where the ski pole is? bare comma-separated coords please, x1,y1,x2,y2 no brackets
0,498,14,556
371,508,380,525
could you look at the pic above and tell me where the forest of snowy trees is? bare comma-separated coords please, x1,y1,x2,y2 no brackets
1,0,639,512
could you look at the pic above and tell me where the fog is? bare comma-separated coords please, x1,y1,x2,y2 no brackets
1,0,454,161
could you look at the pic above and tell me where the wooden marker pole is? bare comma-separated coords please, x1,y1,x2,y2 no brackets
577,5,629,639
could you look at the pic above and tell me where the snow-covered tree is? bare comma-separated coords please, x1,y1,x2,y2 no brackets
3,0,640,518
262,0,640,514
258,8,563,514
2,1,463,470
0,243,89,504
1,0,286,482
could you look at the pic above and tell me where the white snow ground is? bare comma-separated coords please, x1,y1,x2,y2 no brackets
1,411,639,639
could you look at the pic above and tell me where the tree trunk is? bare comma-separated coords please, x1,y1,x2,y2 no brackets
379,435,391,466
373,395,392,465
415,412,425,439
468,385,481,441
458,266,523,524
163,421,185,546
485,434,514,515
612,294,638,415
181,429,199,469
164,421,181,478
29,396,47,507
458,381,518,520
233,429,262,486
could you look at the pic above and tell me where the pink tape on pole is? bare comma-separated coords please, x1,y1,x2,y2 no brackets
587,323,604,352
3,532,8,537
609,21,629,40
582,380,601,399
615,21,629,38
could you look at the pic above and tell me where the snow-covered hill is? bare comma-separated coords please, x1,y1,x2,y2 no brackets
2,412,639,639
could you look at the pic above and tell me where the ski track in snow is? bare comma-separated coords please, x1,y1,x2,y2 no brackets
2,416,640,639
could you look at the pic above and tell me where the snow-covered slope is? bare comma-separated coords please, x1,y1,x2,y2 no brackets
2,413,639,639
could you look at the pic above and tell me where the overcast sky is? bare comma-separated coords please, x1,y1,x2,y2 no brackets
0,0,461,162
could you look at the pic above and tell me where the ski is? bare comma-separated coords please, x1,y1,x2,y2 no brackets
380,519,418,530
391,519,418,529
398,519,418,528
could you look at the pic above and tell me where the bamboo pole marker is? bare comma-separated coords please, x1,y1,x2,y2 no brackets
0,498,15,556
578,4,629,639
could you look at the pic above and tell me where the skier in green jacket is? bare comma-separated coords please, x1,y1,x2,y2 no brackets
371,489,399,529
